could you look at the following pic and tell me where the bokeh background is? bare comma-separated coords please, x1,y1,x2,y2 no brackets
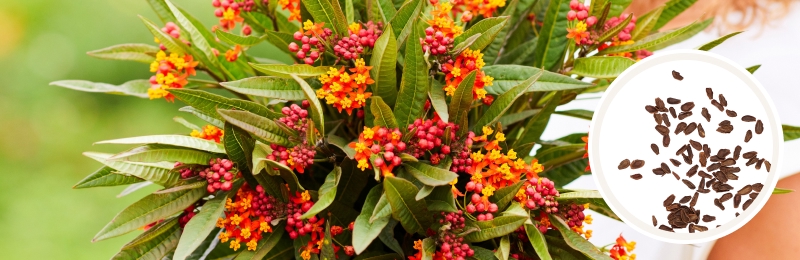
0,0,287,258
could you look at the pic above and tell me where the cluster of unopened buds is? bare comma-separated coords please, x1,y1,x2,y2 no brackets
148,38,198,101
289,21,333,64
266,142,316,174
333,22,383,61
422,26,455,56
278,102,310,133
427,210,475,260
161,22,181,42
449,132,475,173
566,0,598,45
522,177,559,213
604,14,636,42
406,118,458,164
284,191,320,239
250,185,285,221
562,203,593,239
212,0,249,32
465,189,499,221
350,126,406,176
176,159,237,193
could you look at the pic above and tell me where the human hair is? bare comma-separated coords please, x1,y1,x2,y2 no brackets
627,0,796,32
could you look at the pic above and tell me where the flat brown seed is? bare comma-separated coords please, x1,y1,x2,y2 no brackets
707,178,717,188
720,120,732,126
719,94,727,107
755,120,764,134
698,178,706,190
700,152,708,167
618,159,631,170
631,160,645,169
717,149,731,158
733,146,741,160
738,185,753,195
690,140,702,150
765,160,771,172
694,225,709,232
653,216,657,226
683,179,696,189
672,70,683,80
655,98,666,110
664,194,676,207
691,192,699,207
656,125,670,135
726,110,737,117
684,122,697,135
714,199,725,210
721,159,736,167
645,105,658,113
651,144,660,155
742,115,756,122
706,88,714,99
750,192,759,199
687,165,699,177
707,163,721,172
669,107,677,118
659,225,674,232
746,157,758,166
743,199,753,211
720,193,733,203
683,154,692,165
670,159,681,167
653,168,665,175
654,113,663,125
630,174,643,180
667,98,681,104
718,184,734,192
678,111,693,120
745,130,753,142
679,196,692,204
698,123,705,137
711,100,724,111
716,125,733,133
661,163,671,173
743,151,757,159
756,159,764,170
704,144,710,155
672,171,680,180
701,107,711,122
675,122,687,134
676,145,688,156
734,194,742,208
752,183,764,192
663,135,670,147
662,113,671,127
699,170,712,178
681,102,695,111
702,215,716,222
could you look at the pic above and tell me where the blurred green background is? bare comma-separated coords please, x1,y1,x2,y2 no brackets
0,0,287,258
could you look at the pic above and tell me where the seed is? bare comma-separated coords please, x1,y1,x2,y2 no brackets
707,178,717,188
707,163,721,172
670,159,681,167
656,125,670,135
698,178,706,190
659,225,674,232
752,183,764,192
726,172,739,181
681,102,695,111
755,120,764,134
721,159,736,167
719,94,728,107
663,135,671,147
755,159,764,170
750,192,758,199
655,98,666,111
667,98,681,104
691,192,699,207
700,152,708,167
717,124,734,133
654,113,663,124
717,149,730,158
662,113,671,126
645,105,658,113
679,196,692,204
734,194,742,208
745,130,753,142
694,225,709,232
743,151,757,159
684,122,697,135
720,120,732,126
706,88,713,99
661,162,671,173
765,160,771,172
653,216,658,226
704,144,710,156
679,111,693,120
683,179,696,189
672,70,684,80
675,122,687,134
714,198,725,210
698,123,705,137
702,215,716,222
738,185,753,195
689,140,702,150
653,168,666,176
726,110,737,117
718,184,734,192
701,107,711,122
631,160,645,169
699,170,712,178
743,199,753,210
711,100,724,111
666,203,680,211
687,165,699,177
742,115,756,122
672,171,680,180
664,194,676,207
618,159,631,169
720,193,733,203
683,154,692,164
630,174,643,180
676,145,688,156
651,144,660,155
713,171,728,183
669,107,677,118
733,146,741,160
746,157,758,166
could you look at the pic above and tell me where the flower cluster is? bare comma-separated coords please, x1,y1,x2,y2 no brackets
597,14,653,60
217,184,276,251
517,177,559,213
406,118,458,164
566,0,598,45
177,158,238,192
212,0,247,32
443,49,493,101
279,103,311,133
423,2,463,57
147,50,199,101
160,22,181,41
609,235,637,260
284,191,335,260
225,45,242,62
349,126,407,176
449,131,475,173
316,59,374,114
453,0,507,21
436,211,475,259
290,21,334,65
465,192,499,221
333,22,383,61
562,203,592,239
582,135,591,172
468,126,544,198
279,0,301,22
191,125,224,143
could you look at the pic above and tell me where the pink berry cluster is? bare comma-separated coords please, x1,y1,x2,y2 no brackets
449,132,476,173
289,141,317,173
523,177,560,213
561,203,587,229
250,185,286,221
278,103,310,133
289,28,333,65
158,22,185,51
604,14,637,42
267,144,291,166
285,197,316,239
406,118,458,164
465,192,499,221
178,204,199,228
175,159,237,193
566,0,598,45
367,128,407,169
333,22,383,60
435,210,475,260
422,27,454,56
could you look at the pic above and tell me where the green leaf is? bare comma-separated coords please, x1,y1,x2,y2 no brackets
697,31,743,51
180,106,225,128
50,79,150,98
597,13,633,43
170,88,279,120
631,6,664,41
524,224,553,260
451,34,482,56
218,109,292,147
74,166,144,189
109,145,216,165
292,74,326,133
747,65,761,74
533,0,570,70
556,189,618,222
483,0,521,64
354,253,402,260
173,180,243,259
473,70,543,131
389,0,423,46
463,215,527,242
489,180,526,212
346,0,355,24
320,221,336,260
242,224,286,259
96,134,225,154
554,109,594,120
371,96,399,128
429,80,449,123
370,193,392,223
422,237,436,260
326,134,356,159
265,31,299,57
216,30,265,47
251,64,330,78
652,0,698,31
87,43,159,63
483,65,591,95
589,0,608,17
301,167,341,218
548,215,612,260
369,26,399,107
93,184,205,242
469,246,498,260
221,76,305,101
113,218,181,260
494,236,511,260
224,123,256,176
426,186,457,212
262,235,294,259
353,186,391,254
164,0,220,71
783,124,800,141
404,162,459,187
599,19,711,55
140,15,185,55
394,19,429,130
454,17,509,51
607,0,633,17
173,116,201,131
773,188,794,194
513,91,562,155
367,0,397,24
383,176,432,234
498,109,540,127
570,57,635,79
449,71,477,136
415,185,434,200
302,0,348,35
336,158,369,206
84,152,179,187
153,180,207,194
496,37,537,65
118,182,154,198
146,0,176,23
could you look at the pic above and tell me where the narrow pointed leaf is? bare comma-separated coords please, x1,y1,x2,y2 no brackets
783,125,800,141
173,116,201,130
242,223,286,259
146,0,176,23
117,182,154,198
554,109,594,120
389,0,423,46
631,6,664,40
425,186,457,212
697,31,743,51
140,15,185,55
489,180,526,211
484,0,520,64
224,123,256,176
404,162,458,186
428,79,448,122
292,74,325,133
524,224,552,260
164,0,218,67
50,79,150,98
652,0,698,31
607,0,633,17
549,215,612,260
369,27,398,106
113,218,181,260
570,56,635,79
482,65,591,95
494,235,510,260
367,0,397,23
463,215,528,242
221,76,305,100
74,166,144,189
498,109,540,127
378,219,404,257
302,0,348,35
109,145,216,165
454,17,509,51
394,20,429,130
415,185,434,200
747,64,761,74
180,106,224,128
218,109,291,147
87,43,159,63
370,193,392,223
473,71,543,131
346,0,355,24
353,186,391,254
301,167,341,218
170,88,280,120
265,31,299,56
513,91,562,155
449,71,477,136
371,96,399,128
251,64,330,78
597,13,633,43
96,134,225,154
599,19,712,55
773,188,794,194
84,152,179,187
533,0,570,70
383,176,432,234
173,180,243,259
335,158,370,206
216,30,265,47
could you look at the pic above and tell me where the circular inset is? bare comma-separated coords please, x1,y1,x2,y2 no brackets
589,50,782,244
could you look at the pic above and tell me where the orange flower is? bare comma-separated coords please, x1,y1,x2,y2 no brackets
609,234,636,260
444,49,493,101
225,45,242,62
348,126,405,177
453,0,507,19
427,2,464,39
148,50,199,102
316,59,374,114
566,21,590,45
279,0,302,22
191,125,224,143
217,185,275,251
469,126,544,198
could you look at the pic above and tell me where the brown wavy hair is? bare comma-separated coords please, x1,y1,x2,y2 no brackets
627,0,796,32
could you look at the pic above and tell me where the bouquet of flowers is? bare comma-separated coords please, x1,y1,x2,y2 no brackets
51,0,748,259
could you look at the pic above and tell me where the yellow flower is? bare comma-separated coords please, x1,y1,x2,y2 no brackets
223,8,236,20
147,86,170,100
514,159,526,170
495,132,506,142
156,50,167,61
330,82,343,92
355,58,366,68
363,127,375,139
413,239,423,250
575,21,587,32
357,159,370,170
475,88,488,99
303,20,315,30
482,75,494,86
230,238,241,251
585,214,593,224
451,66,462,77
219,230,231,243
482,126,494,136
327,67,340,77
444,84,456,96
391,131,401,140
489,149,502,161
149,61,159,72
481,185,496,197
240,227,252,239
301,190,311,202
349,23,361,34
340,72,351,83
247,239,258,251
506,149,517,159
301,249,311,260
471,152,484,162
499,163,512,180
318,74,331,84
355,93,367,106
354,142,368,153
260,221,272,232
354,73,367,84
230,214,243,225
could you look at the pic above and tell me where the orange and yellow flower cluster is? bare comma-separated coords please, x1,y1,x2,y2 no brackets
148,50,199,101
609,234,637,260
428,2,464,39
453,0,507,20
469,126,543,198
191,125,224,143
444,49,494,101
216,185,275,252
212,0,245,31
316,59,374,114
349,126,407,177
279,0,302,22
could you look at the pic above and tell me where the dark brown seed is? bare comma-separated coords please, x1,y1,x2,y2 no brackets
745,130,753,142
711,100,724,111
706,88,713,99
631,160,645,169
659,225,674,232
726,110,737,117
704,144,710,155
703,215,716,222
679,196,692,204
670,159,681,167
717,149,730,158
618,159,631,170
752,183,764,192
698,123,706,137
734,194,742,208
742,115,756,122
686,165,699,177
684,122,697,135
661,163,671,173
733,146,741,160
701,107,711,122
655,98,666,110
654,113,663,125
653,216,657,226
664,194,676,207
695,225,709,232
651,144,660,155
689,140,702,150
666,203,680,211
699,170,712,178
672,171,680,180
738,185,753,195
721,159,736,167
707,178,717,188
714,171,728,183
720,193,733,203
678,111,693,120
683,179,696,189
755,120,764,134
675,122,687,134
756,159,764,170
682,154,692,165
681,102,695,111
645,105,658,113
710,155,721,162
669,107,677,118
630,174,643,180
698,188,711,194
743,151,757,159
717,124,734,133
719,94,727,106
689,224,695,233
726,172,739,181
750,192,758,199
743,199,753,210
746,157,758,166
663,135,670,147
718,184,734,192
653,168,666,176
662,113,671,127
707,163,721,172
736,213,740,217
691,192,699,207
667,98,681,104
714,198,725,210
656,125,670,135
765,160,771,172
700,152,708,167
698,178,706,190
676,145,688,156
720,120,732,126
672,70,683,80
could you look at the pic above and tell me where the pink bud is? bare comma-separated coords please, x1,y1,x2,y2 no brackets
567,10,577,21
577,10,588,20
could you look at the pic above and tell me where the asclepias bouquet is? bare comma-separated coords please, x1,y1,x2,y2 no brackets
51,0,738,259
